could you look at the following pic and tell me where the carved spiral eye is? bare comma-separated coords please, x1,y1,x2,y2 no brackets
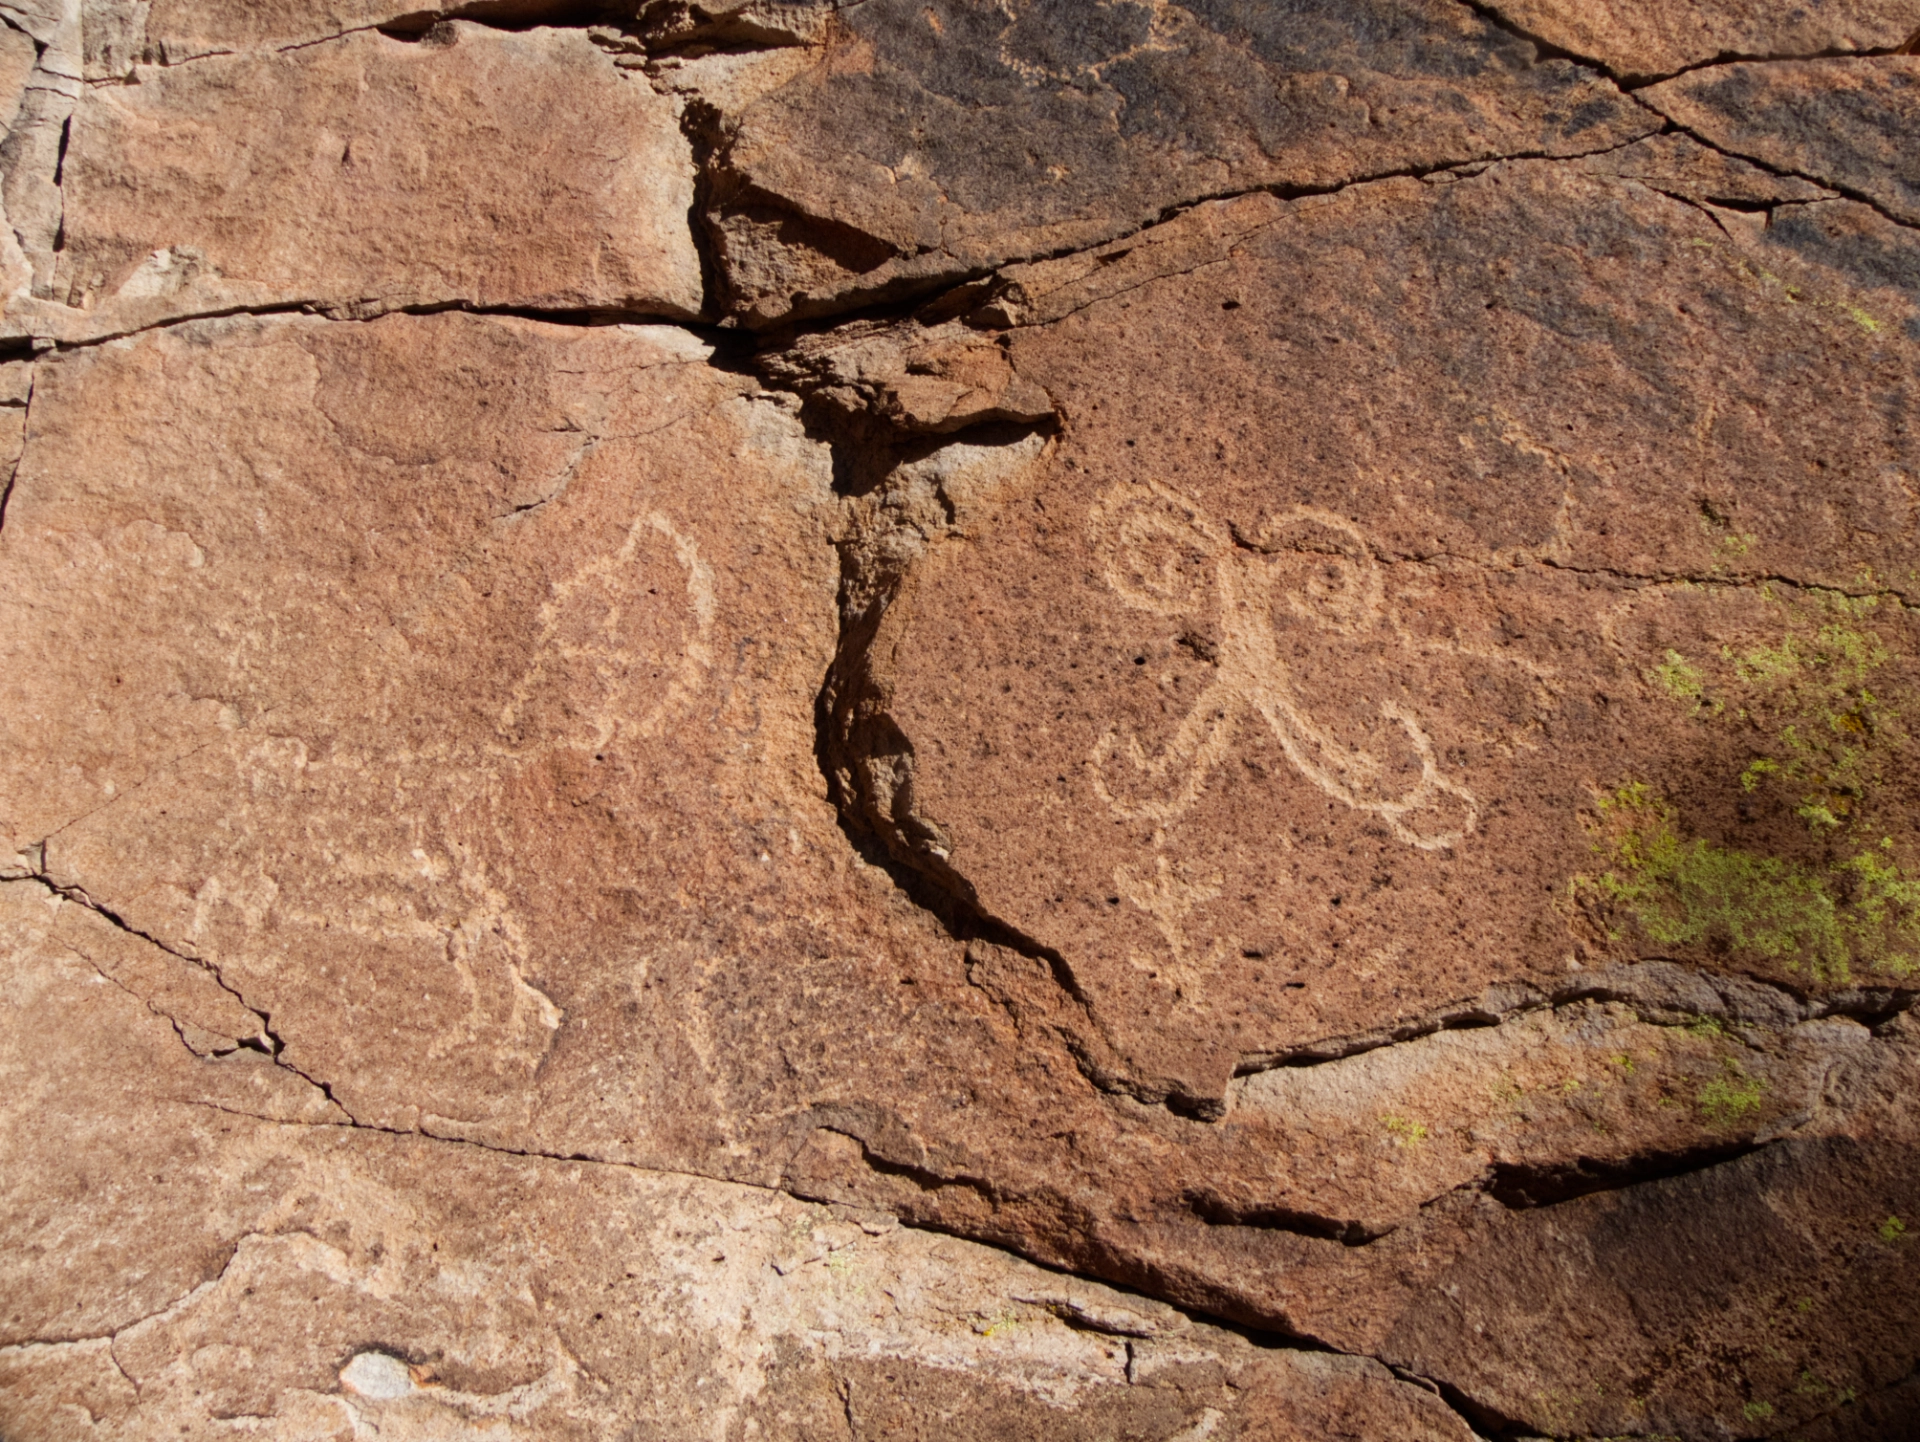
1258,510,1380,632
1091,483,1222,616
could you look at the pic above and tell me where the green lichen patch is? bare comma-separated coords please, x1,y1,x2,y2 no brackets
1698,1063,1766,1126
1381,1114,1428,1148
1579,786,1920,982
1585,596,1920,983
1651,648,1709,709
1655,597,1904,836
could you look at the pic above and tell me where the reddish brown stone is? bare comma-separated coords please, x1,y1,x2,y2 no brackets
1485,0,1920,82
11,23,701,342
0,877,1474,1441
4,16,1919,1438
1647,56,1920,224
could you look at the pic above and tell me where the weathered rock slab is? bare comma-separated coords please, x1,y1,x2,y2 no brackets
663,0,1654,326
1485,0,1920,83
83,0,614,73
12,23,701,341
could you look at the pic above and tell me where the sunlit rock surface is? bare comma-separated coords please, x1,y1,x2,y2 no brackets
2,2,1916,1438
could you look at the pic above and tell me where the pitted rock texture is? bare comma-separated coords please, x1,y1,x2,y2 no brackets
0,309,842,1144
659,0,1655,326
11,22,702,342
3,2,1919,1439
1483,0,1920,84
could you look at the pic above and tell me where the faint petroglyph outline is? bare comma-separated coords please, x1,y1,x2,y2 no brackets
995,0,1184,90
1113,842,1238,986
1469,407,1580,565
499,510,716,754
1087,477,1478,852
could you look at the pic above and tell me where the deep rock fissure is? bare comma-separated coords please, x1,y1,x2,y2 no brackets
1233,960,1916,1079
3,298,734,358
1401,1366,1534,1442
795,373,1920,1116
1623,34,1920,91
1483,1138,1770,1209
712,133,1671,336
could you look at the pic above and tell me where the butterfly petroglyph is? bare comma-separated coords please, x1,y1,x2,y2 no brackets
1086,478,1477,852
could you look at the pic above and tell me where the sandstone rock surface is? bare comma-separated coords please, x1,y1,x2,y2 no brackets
0,309,840,1145
3,4,1918,1439
657,0,1655,325
10,22,701,341
1484,0,1920,83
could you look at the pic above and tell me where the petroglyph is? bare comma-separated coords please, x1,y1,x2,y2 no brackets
1113,843,1234,986
499,511,716,755
1087,479,1477,851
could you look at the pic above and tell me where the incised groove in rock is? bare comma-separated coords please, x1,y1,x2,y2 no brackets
6,10,1920,1439
1086,477,1479,852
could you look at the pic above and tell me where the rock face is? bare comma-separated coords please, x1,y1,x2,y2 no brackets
664,0,1655,325
1484,0,1920,84
2,3,1918,1440
14,22,701,341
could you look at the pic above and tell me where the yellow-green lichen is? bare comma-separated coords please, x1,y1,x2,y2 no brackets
1381,1115,1428,1147
1714,610,1898,831
972,1307,1022,1338
1589,598,1920,981
1841,303,1881,334
1879,1215,1907,1243
1581,786,1857,980
1650,649,1709,709
1698,1062,1766,1126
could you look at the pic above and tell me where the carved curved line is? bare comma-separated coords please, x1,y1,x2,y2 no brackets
1088,482,1478,851
1372,700,1479,851
497,509,715,752
1088,679,1242,823
1087,477,1231,617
